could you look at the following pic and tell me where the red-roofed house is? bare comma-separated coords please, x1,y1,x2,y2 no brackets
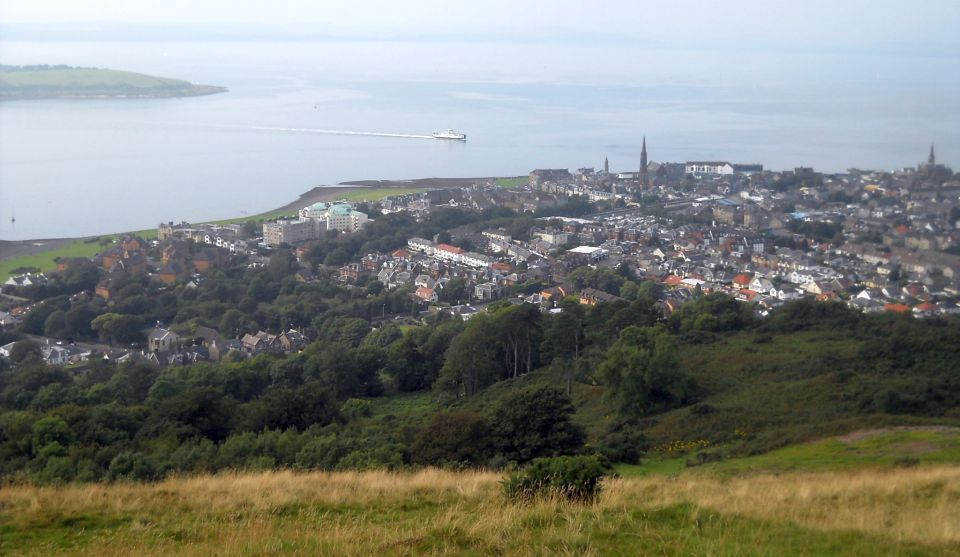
662,274,683,287
434,244,465,262
732,273,753,289
884,303,911,313
736,289,759,302
415,287,438,303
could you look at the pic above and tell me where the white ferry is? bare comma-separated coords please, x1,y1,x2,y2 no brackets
432,129,467,141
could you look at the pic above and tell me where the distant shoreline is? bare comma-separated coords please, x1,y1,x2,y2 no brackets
0,179,488,267
0,86,228,101
0,65,228,101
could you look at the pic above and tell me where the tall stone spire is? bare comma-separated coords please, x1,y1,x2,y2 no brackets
640,136,648,185
604,156,609,173
929,143,936,165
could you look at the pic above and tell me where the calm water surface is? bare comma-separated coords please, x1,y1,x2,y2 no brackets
0,40,958,240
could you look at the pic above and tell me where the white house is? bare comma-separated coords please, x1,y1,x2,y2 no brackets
749,276,775,294
148,327,180,353
461,251,493,268
407,237,435,255
0,342,16,359
42,345,70,366
685,161,735,176
568,245,608,262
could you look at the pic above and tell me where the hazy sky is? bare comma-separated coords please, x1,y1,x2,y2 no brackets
2,0,959,53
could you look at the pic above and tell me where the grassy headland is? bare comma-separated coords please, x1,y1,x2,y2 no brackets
1,465,958,556
0,185,427,282
0,65,227,100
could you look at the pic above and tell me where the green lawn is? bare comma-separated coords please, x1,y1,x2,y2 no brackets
0,229,156,282
204,209,296,226
494,177,527,188
332,187,427,202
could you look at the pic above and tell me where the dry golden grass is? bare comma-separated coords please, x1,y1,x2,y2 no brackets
2,466,959,556
614,465,960,545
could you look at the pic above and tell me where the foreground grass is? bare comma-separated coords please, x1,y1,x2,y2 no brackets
2,466,958,556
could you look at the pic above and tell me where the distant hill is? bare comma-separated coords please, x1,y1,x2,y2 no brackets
0,64,227,100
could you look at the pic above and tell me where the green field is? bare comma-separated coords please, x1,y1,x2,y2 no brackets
0,229,156,282
332,187,427,202
702,427,960,476
612,427,960,479
0,66,226,99
494,176,527,188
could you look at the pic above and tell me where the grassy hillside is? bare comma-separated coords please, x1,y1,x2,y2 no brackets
599,329,957,456
0,66,226,99
618,426,960,477
1,466,958,556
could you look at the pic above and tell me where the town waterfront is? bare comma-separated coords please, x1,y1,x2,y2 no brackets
1,39,958,241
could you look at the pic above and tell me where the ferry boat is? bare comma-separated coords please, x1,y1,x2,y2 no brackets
432,129,466,141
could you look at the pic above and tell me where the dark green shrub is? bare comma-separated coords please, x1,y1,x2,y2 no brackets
502,455,609,503
594,423,647,464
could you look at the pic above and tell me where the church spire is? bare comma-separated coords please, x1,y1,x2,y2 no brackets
929,143,936,165
604,156,609,173
640,136,648,185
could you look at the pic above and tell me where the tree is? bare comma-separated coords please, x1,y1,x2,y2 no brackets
541,297,586,394
146,386,236,441
599,326,695,420
43,310,68,338
31,416,74,455
242,382,338,431
90,313,143,345
305,344,383,399
493,304,542,379
410,410,490,465
436,314,499,397
318,317,370,347
439,278,467,304
9,340,42,364
385,336,431,392
488,386,585,464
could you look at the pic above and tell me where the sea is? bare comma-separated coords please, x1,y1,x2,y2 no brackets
1,39,958,241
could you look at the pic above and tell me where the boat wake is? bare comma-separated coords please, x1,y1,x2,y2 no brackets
153,121,434,139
